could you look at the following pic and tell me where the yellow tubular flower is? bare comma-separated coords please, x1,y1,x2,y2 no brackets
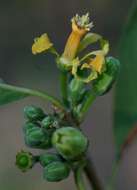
62,13,93,60
32,33,53,55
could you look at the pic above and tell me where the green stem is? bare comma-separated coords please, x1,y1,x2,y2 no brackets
74,163,86,190
84,155,104,190
60,71,69,107
79,91,97,122
106,158,121,190
0,83,65,110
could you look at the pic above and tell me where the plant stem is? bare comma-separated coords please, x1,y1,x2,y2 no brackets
79,91,96,122
74,163,86,190
0,83,65,111
60,71,69,107
84,154,104,190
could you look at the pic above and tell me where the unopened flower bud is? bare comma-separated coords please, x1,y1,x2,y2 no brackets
92,57,120,95
42,116,58,130
23,122,38,134
68,78,85,106
43,161,70,182
52,127,88,160
24,105,45,121
40,153,61,167
25,127,51,149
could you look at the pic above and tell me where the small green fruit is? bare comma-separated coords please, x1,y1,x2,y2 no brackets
25,127,51,149
24,106,45,121
43,161,70,182
56,57,72,72
52,127,88,160
40,153,61,167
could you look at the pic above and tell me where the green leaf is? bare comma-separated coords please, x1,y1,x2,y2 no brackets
0,83,28,105
114,3,137,154
77,33,102,53
0,83,64,110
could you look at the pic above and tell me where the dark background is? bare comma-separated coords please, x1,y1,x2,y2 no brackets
0,0,136,189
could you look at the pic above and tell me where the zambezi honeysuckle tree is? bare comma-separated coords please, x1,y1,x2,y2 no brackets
0,13,121,190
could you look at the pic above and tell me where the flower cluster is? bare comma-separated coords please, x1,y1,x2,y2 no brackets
16,105,88,182
31,13,119,97
16,13,120,184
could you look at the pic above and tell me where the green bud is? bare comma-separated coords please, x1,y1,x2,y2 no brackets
92,57,120,96
68,78,85,106
23,122,38,134
52,127,88,160
24,105,45,121
25,127,51,149
43,161,70,182
40,153,61,167
16,150,35,172
42,116,58,130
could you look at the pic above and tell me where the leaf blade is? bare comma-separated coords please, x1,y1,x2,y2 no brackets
0,83,65,110
0,83,29,105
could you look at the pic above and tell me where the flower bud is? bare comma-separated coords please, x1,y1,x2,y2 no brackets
16,150,35,172
25,127,51,149
92,57,120,95
68,78,85,106
42,116,58,130
52,127,88,160
40,153,61,167
43,161,70,182
23,122,38,134
24,106,45,121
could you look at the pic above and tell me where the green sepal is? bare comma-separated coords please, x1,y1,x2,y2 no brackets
25,127,51,149
24,105,45,121
92,57,120,96
52,127,88,160
16,150,36,172
56,57,72,72
77,33,102,53
40,153,61,167
43,161,70,182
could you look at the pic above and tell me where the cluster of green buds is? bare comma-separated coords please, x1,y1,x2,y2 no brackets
16,105,88,182
16,13,120,184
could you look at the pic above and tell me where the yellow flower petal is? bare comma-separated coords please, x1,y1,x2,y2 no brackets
89,53,105,74
32,33,53,55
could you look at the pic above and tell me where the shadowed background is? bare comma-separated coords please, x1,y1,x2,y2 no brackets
0,0,136,189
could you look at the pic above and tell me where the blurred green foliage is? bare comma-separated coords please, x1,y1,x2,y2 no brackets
114,1,137,154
